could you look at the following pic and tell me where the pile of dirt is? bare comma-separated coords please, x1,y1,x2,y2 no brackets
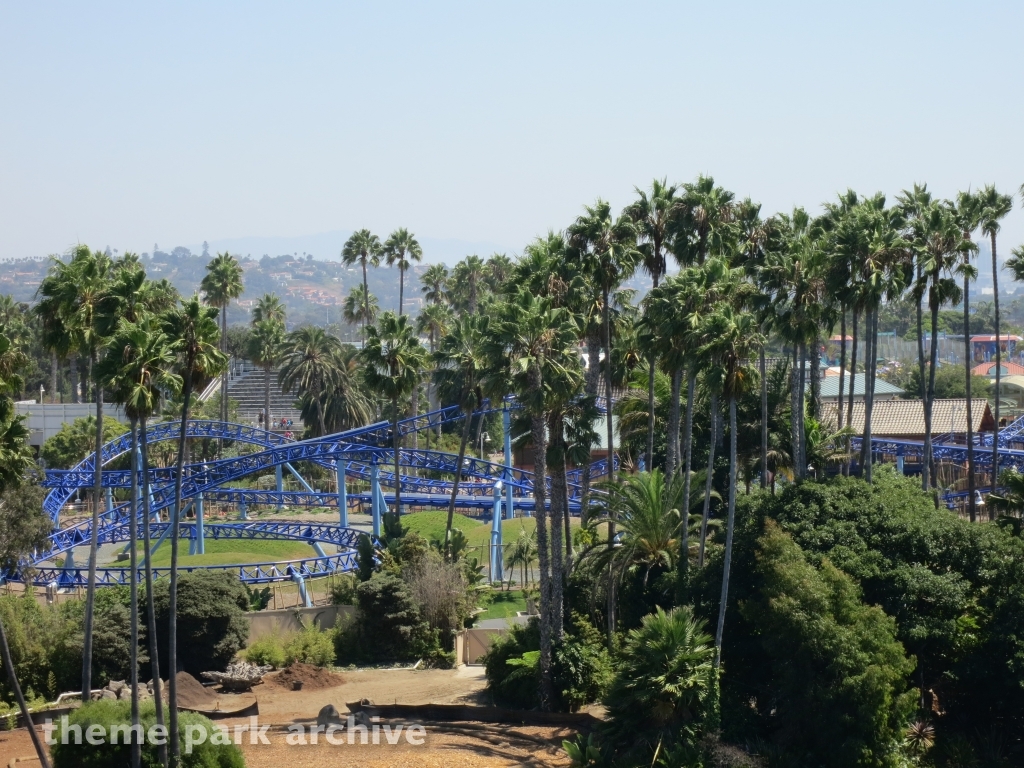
174,671,216,709
267,662,344,691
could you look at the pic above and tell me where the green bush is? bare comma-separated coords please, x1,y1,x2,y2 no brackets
482,618,541,709
243,636,286,669
553,614,613,712
285,626,336,667
150,571,249,677
336,571,434,664
51,700,245,768
329,575,358,605
41,416,129,470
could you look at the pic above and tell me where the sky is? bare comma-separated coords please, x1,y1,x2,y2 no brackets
2,1,1022,265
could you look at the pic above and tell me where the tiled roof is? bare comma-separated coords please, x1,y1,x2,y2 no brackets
824,398,994,437
971,361,1024,377
971,335,1022,342
819,374,904,398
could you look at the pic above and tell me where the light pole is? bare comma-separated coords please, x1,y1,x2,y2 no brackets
39,384,45,404
479,431,489,460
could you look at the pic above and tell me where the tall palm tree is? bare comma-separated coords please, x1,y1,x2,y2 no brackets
36,246,111,703
252,292,286,325
451,255,487,315
200,251,244,433
956,191,981,522
975,185,1015,496
383,228,423,316
485,253,514,292
342,230,382,338
361,312,427,517
418,301,452,441
700,304,762,668
420,263,450,306
433,314,486,558
97,318,180,768
481,289,579,707
248,318,285,430
343,284,379,329
626,179,680,469
675,174,736,266
279,326,344,437
161,296,226,765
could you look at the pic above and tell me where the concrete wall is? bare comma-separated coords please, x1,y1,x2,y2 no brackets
16,402,128,448
245,604,355,644
458,627,508,665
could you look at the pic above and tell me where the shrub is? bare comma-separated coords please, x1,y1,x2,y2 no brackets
243,635,287,669
482,618,541,709
51,699,245,768
285,626,336,667
335,571,434,664
405,554,473,650
602,606,716,764
553,614,613,712
329,575,358,605
150,571,249,677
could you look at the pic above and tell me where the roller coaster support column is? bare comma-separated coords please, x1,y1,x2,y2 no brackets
285,463,315,493
239,501,248,520
190,494,205,555
275,465,283,509
490,481,504,584
291,573,313,608
502,406,516,520
897,454,904,474
370,461,382,538
105,487,113,513
337,461,348,528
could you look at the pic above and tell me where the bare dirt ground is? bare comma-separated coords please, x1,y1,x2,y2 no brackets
0,666,573,767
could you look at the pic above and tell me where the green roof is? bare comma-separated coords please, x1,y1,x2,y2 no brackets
819,374,903,398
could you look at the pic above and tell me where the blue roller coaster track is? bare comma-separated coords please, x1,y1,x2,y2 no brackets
18,402,609,588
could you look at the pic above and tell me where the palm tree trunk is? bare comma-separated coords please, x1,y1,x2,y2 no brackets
547,411,564,643
128,420,141,768
678,371,696,600
760,348,768,489
991,231,1002,503
0,615,51,768
837,311,847,434
49,352,57,402
713,396,738,669
392,395,402,516
138,417,167,768
580,330,602,524
529,388,554,709
81,349,102,702
810,332,821,424
665,367,682,477
797,342,807,478
862,309,878,483
602,286,616,639
790,345,799,478
847,309,859,476
167,371,194,766
410,381,419,453
917,277,928,490
925,291,941,495
361,260,370,341
646,357,656,471
220,309,228,452
69,354,79,403
698,392,718,568
444,401,474,561
964,276,976,522
264,363,271,434
399,266,405,317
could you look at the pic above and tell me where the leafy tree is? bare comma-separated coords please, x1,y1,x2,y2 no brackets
739,523,916,767
40,415,129,469
339,572,431,663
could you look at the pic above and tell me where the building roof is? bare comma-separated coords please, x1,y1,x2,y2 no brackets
825,398,995,438
996,374,1024,390
971,335,1022,342
819,373,904,399
971,361,1024,377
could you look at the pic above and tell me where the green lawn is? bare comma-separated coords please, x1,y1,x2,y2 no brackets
477,589,529,620
145,538,315,568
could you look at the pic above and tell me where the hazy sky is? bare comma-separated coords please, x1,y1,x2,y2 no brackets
2,1,1022,263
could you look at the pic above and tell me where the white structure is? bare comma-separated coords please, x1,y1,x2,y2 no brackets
15,402,128,448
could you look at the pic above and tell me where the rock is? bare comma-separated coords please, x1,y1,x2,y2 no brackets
107,680,126,694
99,689,117,700
201,662,272,692
317,704,343,729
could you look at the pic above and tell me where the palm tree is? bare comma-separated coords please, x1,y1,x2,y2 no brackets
675,174,736,266
485,253,514,292
161,295,226,765
987,468,1024,514
625,179,680,469
417,302,452,441
420,263,450,306
252,292,286,325
451,255,487,315
96,317,179,768
956,191,981,521
433,314,486,559
36,246,111,703
247,318,285,430
361,312,427,517
506,529,537,588
383,228,423,316
700,304,762,668
200,251,244,433
279,326,345,437
342,230,382,338
481,289,579,707
975,185,1015,496
343,284,379,330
